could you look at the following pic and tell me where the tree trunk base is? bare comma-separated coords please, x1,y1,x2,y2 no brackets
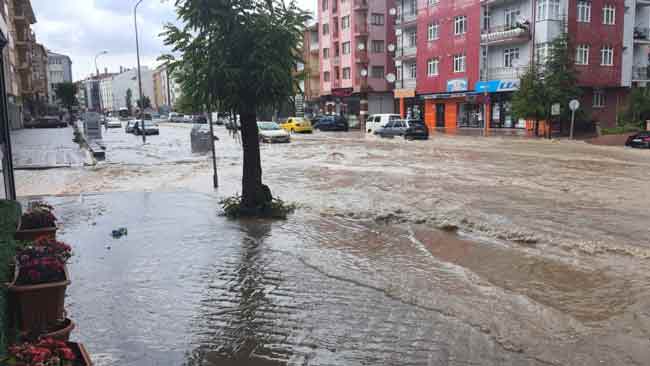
239,184,274,217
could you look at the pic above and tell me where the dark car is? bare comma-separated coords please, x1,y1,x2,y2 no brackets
404,120,429,140
193,115,208,124
313,115,349,131
625,131,650,149
25,116,67,129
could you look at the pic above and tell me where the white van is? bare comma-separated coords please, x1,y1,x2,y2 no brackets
365,114,402,133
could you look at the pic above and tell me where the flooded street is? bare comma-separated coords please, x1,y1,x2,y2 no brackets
13,123,650,365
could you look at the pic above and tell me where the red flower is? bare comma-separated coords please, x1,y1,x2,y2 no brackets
59,347,76,360
27,269,41,282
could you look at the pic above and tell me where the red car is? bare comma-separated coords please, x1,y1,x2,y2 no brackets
625,131,650,149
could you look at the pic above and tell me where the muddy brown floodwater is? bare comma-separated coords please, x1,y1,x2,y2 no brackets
14,124,650,365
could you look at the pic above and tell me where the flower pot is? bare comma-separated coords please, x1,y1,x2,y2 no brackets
69,342,94,366
21,318,75,341
15,225,57,242
8,265,71,334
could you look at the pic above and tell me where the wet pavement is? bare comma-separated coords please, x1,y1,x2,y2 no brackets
13,123,650,365
10,127,91,169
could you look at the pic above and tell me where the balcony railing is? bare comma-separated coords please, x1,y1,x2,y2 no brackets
632,66,650,80
332,79,342,89
634,27,650,41
398,78,417,89
481,24,530,45
332,56,341,66
397,11,417,24
355,50,369,63
396,46,417,58
483,66,527,80
355,77,369,91
309,43,320,53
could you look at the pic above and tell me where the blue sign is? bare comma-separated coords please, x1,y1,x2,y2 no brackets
447,78,468,92
474,79,520,93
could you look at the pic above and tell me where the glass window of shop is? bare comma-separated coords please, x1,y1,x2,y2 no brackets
457,102,483,128
489,99,525,129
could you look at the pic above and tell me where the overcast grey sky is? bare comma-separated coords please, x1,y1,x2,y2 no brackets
32,0,317,81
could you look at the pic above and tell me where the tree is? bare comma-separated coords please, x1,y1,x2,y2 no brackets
512,31,581,137
622,87,650,127
137,96,152,110
125,89,133,115
162,0,309,215
54,82,78,112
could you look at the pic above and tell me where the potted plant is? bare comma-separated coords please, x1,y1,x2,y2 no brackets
8,237,72,334
22,318,76,342
6,338,93,366
15,202,58,242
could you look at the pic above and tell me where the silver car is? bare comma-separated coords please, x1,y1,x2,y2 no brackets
258,121,290,143
190,124,219,153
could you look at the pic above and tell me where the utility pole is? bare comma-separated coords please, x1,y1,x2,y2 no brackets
134,0,146,144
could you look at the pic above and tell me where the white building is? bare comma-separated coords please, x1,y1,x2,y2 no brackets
99,76,114,113
47,51,73,105
111,67,154,112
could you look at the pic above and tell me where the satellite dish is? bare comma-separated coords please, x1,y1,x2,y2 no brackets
395,29,402,36
358,43,366,50
387,44,396,52
389,8,397,15
386,73,396,83
395,60,402,67
360,69,368,77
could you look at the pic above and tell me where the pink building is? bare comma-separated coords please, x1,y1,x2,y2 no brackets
318,0,396,120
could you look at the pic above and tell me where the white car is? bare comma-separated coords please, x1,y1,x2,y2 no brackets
106,118,122,129
257,121,290,143
365,114,402,134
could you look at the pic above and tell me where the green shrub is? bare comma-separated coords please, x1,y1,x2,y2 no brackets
601,124,641,135
220,195,297,219
0,200,21,359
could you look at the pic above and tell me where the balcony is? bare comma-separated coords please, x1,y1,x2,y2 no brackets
332,30,339,39
483,66,527,80
354,0,368,10
398,78,417,89
332,56,341,66
634,27,650,43
632,66,650,81
309,43,320,54
396,46,417,59
332,79,342,89
637,0,650,6
397,11,417,25
355,77,369,91
355,50,369,63
481,24,531,45
354,23,369,36
14,5,35,24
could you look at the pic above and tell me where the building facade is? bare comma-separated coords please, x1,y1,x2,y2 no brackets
99,75,114,113
47,51,73,105
111,67,154,112
31,41,47,104
303,24,321,116
318,0,396,123
152,63,179,113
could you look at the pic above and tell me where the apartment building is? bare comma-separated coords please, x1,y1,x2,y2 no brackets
10,0,36,104
47,51,73,105
99,73,116,113
318,0,396,121
303,24,321,116
31,41,47,103
152,63,179,112
111,66,154,112
388,0,643,130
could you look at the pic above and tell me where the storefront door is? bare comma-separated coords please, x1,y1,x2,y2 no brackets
435,104,445,127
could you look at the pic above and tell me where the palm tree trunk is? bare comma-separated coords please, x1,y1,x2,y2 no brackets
239,107,272,214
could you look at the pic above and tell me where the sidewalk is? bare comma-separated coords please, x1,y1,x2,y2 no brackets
10,127,92,169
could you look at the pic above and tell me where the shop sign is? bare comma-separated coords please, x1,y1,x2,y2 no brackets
447,78,468,92
474,79,521,93
421,92,468,100
394,89,416,99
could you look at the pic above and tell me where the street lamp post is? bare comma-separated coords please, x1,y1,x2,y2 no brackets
95,50,108,77
134,0,146,144
95,50,108,115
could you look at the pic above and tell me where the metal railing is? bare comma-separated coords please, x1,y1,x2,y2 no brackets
355,23,368,34
309,43,320,53
481,25,530,44
634,27,650,40
396,46,417,58
355,50,369,63
354,0,368,9
484,66,527,80
632,66,650,80
397,11,417,24
398,78,417,89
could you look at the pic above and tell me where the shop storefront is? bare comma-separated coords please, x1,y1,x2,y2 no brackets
394,89,423,120
475,79,525,129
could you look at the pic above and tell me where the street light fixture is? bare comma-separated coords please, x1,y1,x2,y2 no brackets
134,0,146,144
95,50,108,77
95,50,108,115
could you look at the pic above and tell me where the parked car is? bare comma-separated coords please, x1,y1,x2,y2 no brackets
125,121,137,133
625,131,650,149
375,119,425,139
280,117,313,133
182,115,194,123
313,115,349,131
169,113,185,123
106,118,122,129
258,121,290,143
366,114,401,134
192,115,208,124
25,116,67,129
403,120,429,140
190,124,219,152
133,121,160,135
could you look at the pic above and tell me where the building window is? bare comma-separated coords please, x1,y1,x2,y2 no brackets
537,0,560,21
342,42,351,54
341,16,350,29
454,16,467,35
593,90,605,107
322,0,328,11
577,1,591,23
371,40,385,53
407,30,417,47
453,54,466,73
505,7,521,28
324,71,330,82
427,58,439,76
407,0,417,16
371,13,385,25
602,4,615,25
428,0,439,7
408,62,417,79
536,43,550,63
503,48,520,68
601,46,614,65
576,44,589,65
483,8,491,30
323,23,329,35
323,48,330,59
427,23,439,41
342,67,351,79
371,66,385,78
